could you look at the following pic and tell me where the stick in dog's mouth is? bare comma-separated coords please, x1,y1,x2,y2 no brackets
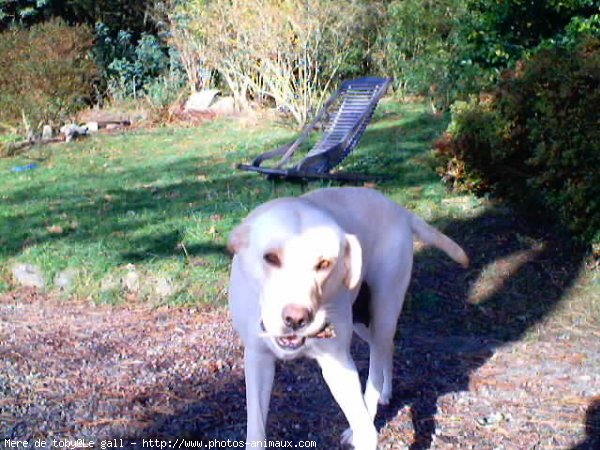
310,323,336,339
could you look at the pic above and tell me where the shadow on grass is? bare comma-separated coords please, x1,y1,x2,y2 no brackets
0,157,264,261
115,203,589,448
0,108,441,265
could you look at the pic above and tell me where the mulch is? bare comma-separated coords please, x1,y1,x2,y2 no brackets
1,287,598,449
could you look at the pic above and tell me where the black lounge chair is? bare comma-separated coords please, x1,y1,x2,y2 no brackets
237,76,392,182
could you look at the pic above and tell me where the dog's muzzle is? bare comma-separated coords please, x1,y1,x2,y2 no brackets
260,321,336,351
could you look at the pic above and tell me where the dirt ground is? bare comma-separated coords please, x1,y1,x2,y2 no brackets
0,288,598,450
1,207,599,449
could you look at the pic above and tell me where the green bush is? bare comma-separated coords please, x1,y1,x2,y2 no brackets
0,18,97,131
376,0,598,108
436,35,600,242
376,0,466,108
93,23,179,101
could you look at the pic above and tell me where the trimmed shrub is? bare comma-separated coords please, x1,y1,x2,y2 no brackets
436,36,600,242
0,19,97,131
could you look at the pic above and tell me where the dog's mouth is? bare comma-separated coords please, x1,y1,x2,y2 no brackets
262,321,336,351
275,335,306,350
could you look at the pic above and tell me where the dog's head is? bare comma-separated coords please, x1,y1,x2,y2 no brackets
229,198,362,351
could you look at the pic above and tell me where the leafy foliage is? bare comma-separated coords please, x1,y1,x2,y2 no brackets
94,23,173,100
0,0,50,28
436,35,600,242
0,0,156,35
377,0,599,108
452,0,599,90
0,18,97,130
375,0,466,109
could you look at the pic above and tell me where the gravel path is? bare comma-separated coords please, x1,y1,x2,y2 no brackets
1,288,598,449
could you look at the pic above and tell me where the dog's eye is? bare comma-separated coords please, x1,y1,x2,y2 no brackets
263,252,281,267
315,259,332,271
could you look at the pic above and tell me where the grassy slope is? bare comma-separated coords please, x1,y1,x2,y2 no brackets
0,101,596,326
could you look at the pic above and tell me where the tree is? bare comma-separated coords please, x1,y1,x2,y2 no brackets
0,0,156,35
167,0,377,125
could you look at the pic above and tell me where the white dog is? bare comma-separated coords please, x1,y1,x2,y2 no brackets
228,187,468,449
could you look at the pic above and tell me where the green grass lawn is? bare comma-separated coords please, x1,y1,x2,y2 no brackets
0,102,458,302
0,101,596,327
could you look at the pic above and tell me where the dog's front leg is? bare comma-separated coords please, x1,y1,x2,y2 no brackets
244,347,276,448
317,352,378,449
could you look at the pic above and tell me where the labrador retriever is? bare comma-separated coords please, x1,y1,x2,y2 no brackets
228,187,468,449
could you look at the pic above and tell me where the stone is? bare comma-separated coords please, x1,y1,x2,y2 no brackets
184,89,221,112
60,124,89,142
54,268,78,290
154,276,175,299
12,263,45,289
208,96,236,115
123,265,139,293
41,125,53,140
100,274,119,292
85,122,99,133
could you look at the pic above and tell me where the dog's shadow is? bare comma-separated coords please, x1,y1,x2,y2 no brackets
379,205,586,449
142,205,588,449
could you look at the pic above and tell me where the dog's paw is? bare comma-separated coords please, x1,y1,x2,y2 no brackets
340,427,353,448
339,426,378,449
378,392,391,406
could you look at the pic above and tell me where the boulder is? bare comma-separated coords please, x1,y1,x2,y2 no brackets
184,89,221,112
123,265,139,293
41,125,53,140
12,263,45,289
100,274,119,292
54,268,78,291
86,122,99,133
153,276,175,299
60,124,89,142
208,96,236,115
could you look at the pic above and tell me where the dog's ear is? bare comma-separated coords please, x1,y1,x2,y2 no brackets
228,223,250,254
343,233,362,289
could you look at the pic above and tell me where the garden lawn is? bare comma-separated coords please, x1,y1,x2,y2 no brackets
0,102,472,305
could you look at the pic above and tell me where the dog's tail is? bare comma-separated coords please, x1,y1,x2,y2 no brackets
409,213,470,268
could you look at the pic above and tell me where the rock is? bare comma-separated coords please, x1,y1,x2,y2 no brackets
60,124,89,142
154,276,175,299
100,274,119,292
208,96,236,115
41,125,53,140
85,122,99,133
476,412,511,426
54,268,78,291
185,89,221,112
123,265,139,293
12,263,45,289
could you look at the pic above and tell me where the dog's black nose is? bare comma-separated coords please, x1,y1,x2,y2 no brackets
282,304,313,331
